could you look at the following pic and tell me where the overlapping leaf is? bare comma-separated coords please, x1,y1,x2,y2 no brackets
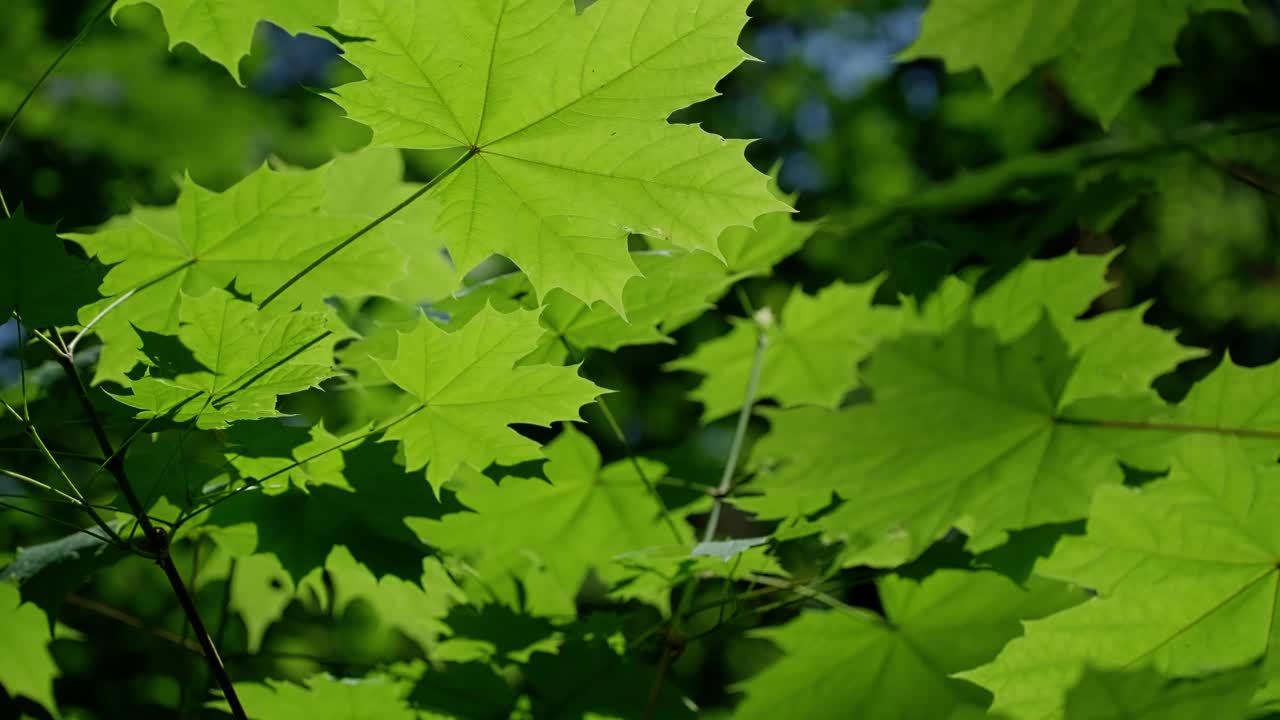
534,250,731,362
672,281,900,421
204,440,457,582
376,306,603,494
734,570,1082,719
113,288,335,428
410,426,690,615
333,0,787,308
68,149,439,384
1062,666,1258,719
963,457,1280,719
744,316,1161,566
902,0,1246,124
119,0,337,80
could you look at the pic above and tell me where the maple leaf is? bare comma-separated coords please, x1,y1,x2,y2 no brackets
901,0,1246,125
67,149,434,384
0,584,59,715
203,440,457,582
671,281,900,421
733,570,1081,720
112,288,335,429
117,0,337,81
229,674,418,720
0,208,104,329
534,250,731,361
962,458,1280,720
376,306,603,495
1157,356,1280,470
332,0,788,308
743,317,1162,566
409,425,690,615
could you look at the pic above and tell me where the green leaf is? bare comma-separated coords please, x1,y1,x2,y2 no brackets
117,0,337,81
743,316,1160,565
322,549,465,653
376,306,603,495
962,460,1280,720
204,440,456,582
971,251,1118,340
229,673,417,720
1158,356,1280,470
1062,665,1258,720
410,426,690,615
113,288,335,429
901,0,1246,125
0,582,59,715
536,250,730,358
671,280,899,421
969,252,1200,404
733,570,1082,720
0,527,129,625
523,620,695,719
68,150,429,384
0,208,104,329
124,430,231,511
333,0,787,308
224,420,353,492
717,177,817,277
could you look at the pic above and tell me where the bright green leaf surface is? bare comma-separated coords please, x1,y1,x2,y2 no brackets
231,673,418,720
1158,356,1280,470
743,317,1159,565
410,426,690,615
0,583,59,715
377,306,603,495
114,288,335,428
963,460,1280,720
734,570,1082,719
68,150,431,384
672,280,899,421
333,0,787,308
537,250,731,358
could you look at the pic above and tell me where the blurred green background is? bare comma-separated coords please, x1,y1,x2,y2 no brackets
2,0,1279,716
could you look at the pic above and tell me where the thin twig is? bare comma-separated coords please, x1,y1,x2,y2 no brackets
65,593,205,656
51,349,248,719
0,500,111,542
703,317,769,543
641,312,770,720
1,397,125,544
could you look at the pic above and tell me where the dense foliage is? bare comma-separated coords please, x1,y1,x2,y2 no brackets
1,0,1279,718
